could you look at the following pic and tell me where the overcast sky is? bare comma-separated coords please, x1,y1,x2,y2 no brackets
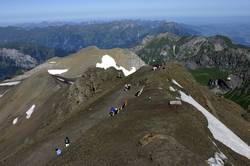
1,0,250,25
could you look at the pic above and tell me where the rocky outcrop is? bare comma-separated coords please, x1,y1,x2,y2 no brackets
68,67,122,109
0,48,37,69
0,48,38,80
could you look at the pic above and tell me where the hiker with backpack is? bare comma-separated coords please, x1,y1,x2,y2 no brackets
109,107,119,116
65,137,70,147
55,148,62,156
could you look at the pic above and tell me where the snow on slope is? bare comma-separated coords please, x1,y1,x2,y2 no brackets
96,55,136,76
48,69,68,75
0,81,21,86
12,117,18,125
26,105,36,119
169,86,176,92
179,90,250,160
0,90,8,98
57,78,65,82
172,79,183,88
207,152,227,166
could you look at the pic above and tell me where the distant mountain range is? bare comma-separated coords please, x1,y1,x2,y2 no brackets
1,20,250,47
0,20,198,52
0,20,198,80
194,23,250,47
0,20,249,109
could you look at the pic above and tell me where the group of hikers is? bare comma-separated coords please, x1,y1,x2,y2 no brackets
54,65,166,157
55,137,70,156
109,84,132,116
109,100,128,116
152,64,166,71
109,83,146,116
54,64,164,157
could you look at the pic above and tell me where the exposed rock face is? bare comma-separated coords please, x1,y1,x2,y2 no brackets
208,79,231,94
227,74,244,89
0,48,37,69
208,79,231,90
0,48,38,80
67,68,122,110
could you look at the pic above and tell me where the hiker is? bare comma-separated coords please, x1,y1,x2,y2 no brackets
135,90,140,96
65,137,70,147
109,107,118,116
124,84,131,91
153,64,161,71
121,100,128,109
124,84,128,91
55,148,62,156
135,87,144,97
115,107,119,114
117,107,121,113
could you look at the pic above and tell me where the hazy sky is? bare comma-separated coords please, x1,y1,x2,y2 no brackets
1,0,250,24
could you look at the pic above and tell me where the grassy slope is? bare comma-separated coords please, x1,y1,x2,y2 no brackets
189,68,228,86
189,68,249,110
225,88,250,110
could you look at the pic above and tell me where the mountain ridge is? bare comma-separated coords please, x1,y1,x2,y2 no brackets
0,54,249,165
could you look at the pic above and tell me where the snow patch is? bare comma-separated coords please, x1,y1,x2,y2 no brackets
12,117,18,125
57,78,65,82
169,86,176,92
172,79,183,88
49,61,56,64
173,45,176,54
26,105,36,119
0,81,21,86
179,91,250,160
175,97,181,100
96,55,136,76
0,90,8,98
48,69,68,75
207,152,227,166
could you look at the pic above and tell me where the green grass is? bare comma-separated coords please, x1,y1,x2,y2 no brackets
189,67,249,110
189,68,228,86
225,88,250,110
